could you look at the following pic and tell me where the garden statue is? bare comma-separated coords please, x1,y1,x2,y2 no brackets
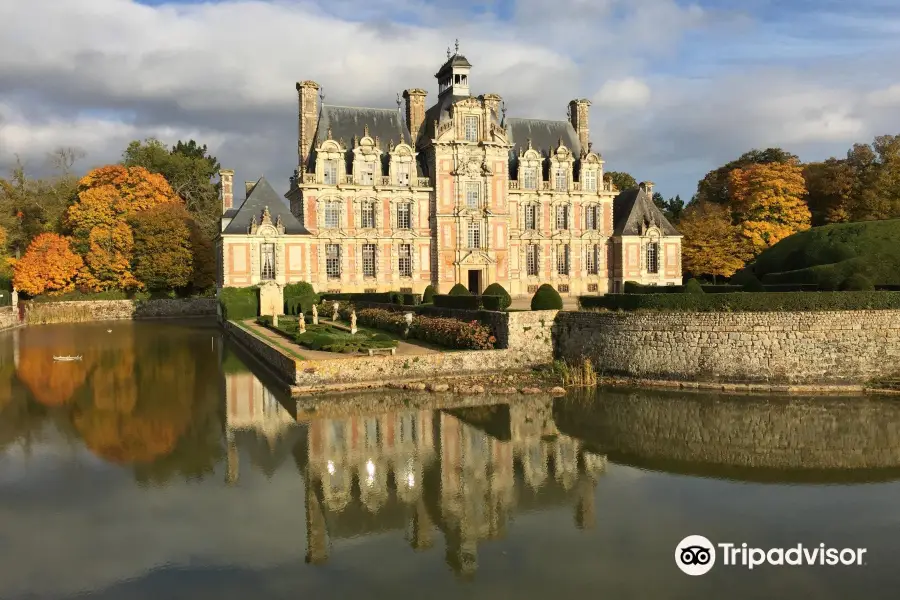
404,312,414,337
299,313,306,333
350,310,357,334
332,301,339,322
11,288,17,309
312,304,318,325
272,312,279,327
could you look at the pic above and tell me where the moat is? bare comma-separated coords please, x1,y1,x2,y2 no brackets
1,320,898,598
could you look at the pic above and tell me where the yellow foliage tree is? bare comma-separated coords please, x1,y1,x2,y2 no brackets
728,162,811,255
65,165,182,291
679,201,752,280
11,232,84,296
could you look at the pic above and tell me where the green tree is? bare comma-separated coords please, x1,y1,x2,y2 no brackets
696,147,798,206
652,192,685,224
603,171,637,192
129,203,194,291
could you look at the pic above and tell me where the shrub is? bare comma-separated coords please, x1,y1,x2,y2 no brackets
742,274,765,292
531,284,562,310
623,281,643,294
841,273,875,291
218,286,258,321
480,295,503,311
422,285,436,304
579,291,900,312
400,293,421,306
449,283,471,296
283,282,319,315
434,294,480,309
684,278,705,294
482,283,511,310
256,315,273,327
355,307,495,350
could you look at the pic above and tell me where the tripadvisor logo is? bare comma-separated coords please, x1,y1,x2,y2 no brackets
675,535,867,576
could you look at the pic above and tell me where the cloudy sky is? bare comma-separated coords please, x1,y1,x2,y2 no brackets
1,0,899,203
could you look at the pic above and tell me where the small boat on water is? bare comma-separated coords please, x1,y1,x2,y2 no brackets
53,355,82,362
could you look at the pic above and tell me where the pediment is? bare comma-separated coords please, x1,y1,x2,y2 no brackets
458,250,495,265
579,231,607,241
520,230,544,240
391,230,417,240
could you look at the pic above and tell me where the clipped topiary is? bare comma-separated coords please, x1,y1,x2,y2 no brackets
742,274,765,292
817,269,845,291
684,278,705,294
449,283,472,296
530,283,563,310
840,273,875,291
482,282,512,310
623,281,642,294
422,284,436,304
283,281,319,315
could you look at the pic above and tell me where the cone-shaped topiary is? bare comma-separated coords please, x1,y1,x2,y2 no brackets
449,283,472,296
422,284,436,303
841,273,875,291
482,282,512,310
684,278,705,294
530,283,563,310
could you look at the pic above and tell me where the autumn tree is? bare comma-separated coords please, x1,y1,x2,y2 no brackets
65,165,181,291
728,162,811,255
129,203,194,291
678,201,752,281
12,232,84,296
696,147,798,206
803,159,855,225
603,171,637,192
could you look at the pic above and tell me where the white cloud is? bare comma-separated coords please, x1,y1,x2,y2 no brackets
867,84,900,107
593,78,652,109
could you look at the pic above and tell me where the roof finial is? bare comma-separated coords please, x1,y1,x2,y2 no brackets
327,125,333,140
447,46,451,59
527,138,532,150
454,39,459,54
501,101,507,120
319,87,325,104
396,92,402,111
364,123,369,137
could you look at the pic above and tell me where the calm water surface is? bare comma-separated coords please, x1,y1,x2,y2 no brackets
1,321,899,598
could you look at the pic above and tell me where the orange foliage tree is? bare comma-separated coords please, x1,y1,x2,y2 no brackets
727,161,811,255
65,165,182,291
129,203,193,290
12,232,84,296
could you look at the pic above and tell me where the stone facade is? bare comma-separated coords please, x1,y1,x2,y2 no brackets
554,310,900,384
0,306,21,331
217,47,682,300
23,298,216,325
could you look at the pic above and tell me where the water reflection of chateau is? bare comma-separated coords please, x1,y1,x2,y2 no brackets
223,371,606,577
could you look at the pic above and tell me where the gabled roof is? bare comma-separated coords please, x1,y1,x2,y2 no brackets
222,177,308,235
613,184,681,236
506,117,581,157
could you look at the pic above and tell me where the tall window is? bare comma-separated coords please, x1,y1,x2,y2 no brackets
524,204,537,230
523,168,537,190
583,170,597,191
557,244,570,275
647,242,659,274
326,244,341,279
556,204,569,230
526,244,539,276
467,220,481,249
399,244,412,277
324,201,340,228
360,201,376,228
362,243,377,277
397,162,410,186
586,244,599,275
555,167,567,191
464,116,479,142
397,203,411,229
466,182,480,209
261,243,275,280
323,160,338,185
585,205,599,230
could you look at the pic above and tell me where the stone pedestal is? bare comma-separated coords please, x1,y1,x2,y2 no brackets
258,282,284,317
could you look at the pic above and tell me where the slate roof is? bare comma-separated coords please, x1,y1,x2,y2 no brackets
222,177,309,235
435,53,472,78
612,184,681,236
505,117,582,157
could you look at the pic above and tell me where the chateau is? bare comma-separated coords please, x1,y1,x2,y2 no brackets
216,46,682,298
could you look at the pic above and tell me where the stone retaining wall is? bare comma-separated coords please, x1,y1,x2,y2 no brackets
554,310,900,384
554,390,900,470
0,306,21,331
24,298,217,325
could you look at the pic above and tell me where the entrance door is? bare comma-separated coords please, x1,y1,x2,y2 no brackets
467,270,482,295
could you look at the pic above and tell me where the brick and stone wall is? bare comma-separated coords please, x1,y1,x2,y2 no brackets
554,390,900,471
0,306,21,331
554,310,900,384
24,298,217,325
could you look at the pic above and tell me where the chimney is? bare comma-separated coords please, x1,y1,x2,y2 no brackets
219,169,234,211
296,80,320,168
482,93,502,134
402,88,427,146
245,181,255,197
639,181,654,196
568,99,591,152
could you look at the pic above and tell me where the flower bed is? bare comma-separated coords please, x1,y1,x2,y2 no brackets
354,307,496,350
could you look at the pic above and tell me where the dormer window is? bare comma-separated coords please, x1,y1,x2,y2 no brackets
464,116,479,142
397,163,410,186
323,160,338,185
554,167,567,191
359,161,376,185
523,168,537,190
584,170,597,191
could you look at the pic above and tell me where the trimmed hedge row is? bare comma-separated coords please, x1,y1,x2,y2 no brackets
219,286,259,320
433,294,505,311
624,281,744,294
579,291,900,312
319,291,422,306
284,282,318,315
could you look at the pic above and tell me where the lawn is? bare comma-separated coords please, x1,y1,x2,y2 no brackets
264,316,398,354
